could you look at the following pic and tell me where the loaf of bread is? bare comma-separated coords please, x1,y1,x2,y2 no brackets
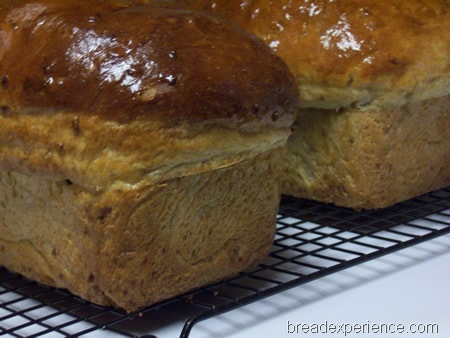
182,0,450,209
0,0,298,311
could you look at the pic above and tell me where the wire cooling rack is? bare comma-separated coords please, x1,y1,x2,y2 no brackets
1,187,449,338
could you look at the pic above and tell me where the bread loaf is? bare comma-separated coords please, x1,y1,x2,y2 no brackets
183,0,450,209
0,0,298,311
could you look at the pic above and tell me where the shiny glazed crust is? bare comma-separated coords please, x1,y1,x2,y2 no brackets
0,0,297,190
0,1,298,310
182,0,450,108
182,0,450,209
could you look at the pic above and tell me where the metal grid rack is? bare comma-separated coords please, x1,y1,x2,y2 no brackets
1,187,449,338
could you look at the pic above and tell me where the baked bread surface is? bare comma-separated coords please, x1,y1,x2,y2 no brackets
0,0,297,190
0,152,280,311
282,96,450,209
0,0,298,310
183,0,450,109
182,0,450,209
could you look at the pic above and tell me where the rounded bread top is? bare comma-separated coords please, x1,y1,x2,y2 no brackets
185,0,450,108
0,0,298,128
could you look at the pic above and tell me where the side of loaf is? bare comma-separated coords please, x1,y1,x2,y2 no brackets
0,0,298,311
0,152,280,311
183,0,450,209
282,96,449,209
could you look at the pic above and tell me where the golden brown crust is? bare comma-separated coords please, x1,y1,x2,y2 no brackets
0,110,291,191
181,0,450,108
